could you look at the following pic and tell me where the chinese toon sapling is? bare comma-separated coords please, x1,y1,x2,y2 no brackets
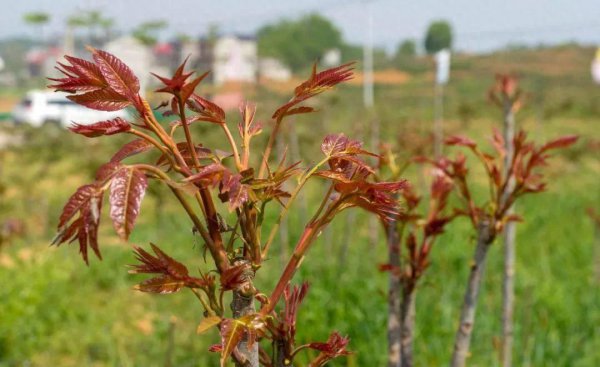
49,48,407,366
377,144,457,367
489,73,521,367
426,131,578,367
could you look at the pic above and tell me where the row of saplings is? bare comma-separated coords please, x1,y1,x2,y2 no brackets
49,48,576,366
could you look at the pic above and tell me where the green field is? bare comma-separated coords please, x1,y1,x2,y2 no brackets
0,45,599,366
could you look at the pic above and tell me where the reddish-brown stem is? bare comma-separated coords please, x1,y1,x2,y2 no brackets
140,99,190,174
261,223,318,315
176,94,201,171
128,129,180,170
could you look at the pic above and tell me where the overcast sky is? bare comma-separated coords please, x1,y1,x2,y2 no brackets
2,0,600,52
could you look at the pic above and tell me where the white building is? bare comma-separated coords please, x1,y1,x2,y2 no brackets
212,35,257,85
105,36,153,95
259,57,291,82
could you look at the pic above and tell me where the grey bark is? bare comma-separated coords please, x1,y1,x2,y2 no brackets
501,98,516,367
400,288,416,367
501,216,516,367
450,220,494,367
387,223,402,367
231,260,259,367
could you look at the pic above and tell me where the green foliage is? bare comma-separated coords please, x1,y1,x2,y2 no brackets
396,39,417,57
424,20,453,54
1,44,599,366
22,12,50,25
132,20,168,46
257,13,343,71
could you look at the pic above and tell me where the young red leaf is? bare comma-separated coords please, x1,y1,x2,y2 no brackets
110,139,154,162
53,184,104,264
130,243,188,277
184,163,227,186
69,117,131,137
134,275,186,294
220,262,251,291
67,89,130,111
48,55,107,92
95,161,122,182
540,135,579,152
219,318,246,367
273,63,354,119
197,315,222,334
90,48,140,99
218,172,249,211
445,135,477,149
58,184,97,228
109,167,148,240
188,94,226,124
130,244,211,291
307,331,352,367
283,282,310,342
280,106,315,118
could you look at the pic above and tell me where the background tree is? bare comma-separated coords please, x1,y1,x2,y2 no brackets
132,20,168,46
396,39,417,58
394,39,427,73
257,13,343,71
424,20,453,54
23,12,50,44
67,10,114,47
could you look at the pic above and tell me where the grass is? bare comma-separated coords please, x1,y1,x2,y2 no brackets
1,44,599,366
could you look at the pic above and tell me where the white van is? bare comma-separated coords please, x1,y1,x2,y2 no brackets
11,90,129,127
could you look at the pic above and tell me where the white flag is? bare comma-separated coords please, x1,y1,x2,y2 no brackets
592,47,600,85
435,49,451,85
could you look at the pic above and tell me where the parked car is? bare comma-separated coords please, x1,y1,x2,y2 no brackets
11,90,129,127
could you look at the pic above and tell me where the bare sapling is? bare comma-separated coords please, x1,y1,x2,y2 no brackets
489,73,522,367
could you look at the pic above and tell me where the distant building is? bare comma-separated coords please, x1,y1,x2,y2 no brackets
259,57,291,82
105,36,153,94
167,38,214,82
212,35,257,85
25,46,63,78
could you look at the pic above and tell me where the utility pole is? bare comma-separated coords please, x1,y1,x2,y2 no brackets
363,0,374,108
363,0,379,248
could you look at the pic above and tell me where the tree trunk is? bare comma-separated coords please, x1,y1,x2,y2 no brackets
501,216,516,367
231,260,259,367
400,287,416,367
501,99,516,367
386,223,402,367
450,220,494,367
273,340,288,367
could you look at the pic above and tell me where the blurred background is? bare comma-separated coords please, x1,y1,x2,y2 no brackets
0,1,599,366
